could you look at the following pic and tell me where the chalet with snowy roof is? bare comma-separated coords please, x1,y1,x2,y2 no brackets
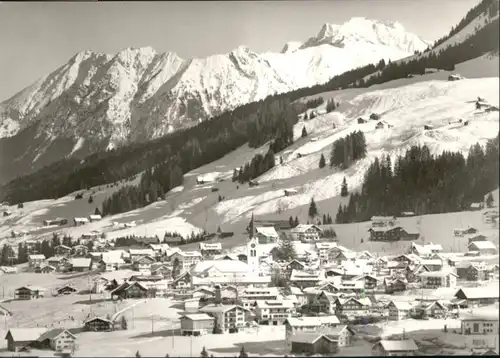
335,297,371,318
468,234,489,245
419,259,444,272
239,287,279,303
88,214,102,222
199,304,251,333
470,202,484,211
409,242,442,257
190,259,250,279
36,265,56,274
54,245,71,257
99,255,125,272
368,226,403,242
290,333,338,355
337,280,365,293
43,218,68,226
5,328,48,352
284,316,341,349
289,269,323,289
255,299,295,325
69,258,92,272
372,339,419,356
70,244,88,257
387,300,414,321
179,313,215,336
56,284,77,296
35,328,77,352
73,217,89,226
110,281,150,300
253,226,279,244
315,242,338,263
15,286,45,300
286,259,307,272
357,251,374,260
384,277,407,294
290,224,322,242
372,257,388,273
354,275,379,290
406,264,430,282
28,254,46,269
460,310,499,335
314,291,339,314
128,248,155,260
83,317,113,332
457,262,488,281
132,255,156,273
331,251,357,265
148,243,170,257
170,251,203,272
468,241,498,255
455,288,499,307
46,256,70,271
150,263,172,279
370,216,396,227
325,244,350,262
284,188,299,196
414,300,448,318
171,272,192,290
199,242,222,256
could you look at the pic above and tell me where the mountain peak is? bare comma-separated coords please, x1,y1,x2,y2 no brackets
301,17,427,54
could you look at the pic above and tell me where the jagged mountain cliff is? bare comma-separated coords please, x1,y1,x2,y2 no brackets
0,17,428,183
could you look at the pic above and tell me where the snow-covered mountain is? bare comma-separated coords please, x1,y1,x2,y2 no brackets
0,17,428,182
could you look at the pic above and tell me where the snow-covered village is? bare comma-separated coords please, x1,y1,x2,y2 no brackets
0,0,499,357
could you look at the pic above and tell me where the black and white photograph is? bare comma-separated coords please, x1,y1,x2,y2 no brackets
0,0,499,356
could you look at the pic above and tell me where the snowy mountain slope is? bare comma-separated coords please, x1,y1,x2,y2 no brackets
0,18,428,183
0,74,498,250
301,18,429,53
215,75,499,224
363,9,499,83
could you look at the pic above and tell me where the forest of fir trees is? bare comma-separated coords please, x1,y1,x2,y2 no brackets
335,134,500,224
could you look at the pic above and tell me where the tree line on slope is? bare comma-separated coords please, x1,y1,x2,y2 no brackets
1,96,298,205
432,0,498,49
335,135,500,223
1,5,497,206
330,130,367,169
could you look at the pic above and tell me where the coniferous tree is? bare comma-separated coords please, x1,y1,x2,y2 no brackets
486,192,494,208
308,198,318,218
239,346,249,358
335,204,344,224
301,126,308,138
319,154,326,168
88,195,94,204
121,315,128,330
94,207,101,216
276,238,296,262
135,351,141,358
341,177,349,197
322,214,327,225
294,216,299,227
288,216,295,229
303,112,308,121
326,99,336,113
200,347,209,358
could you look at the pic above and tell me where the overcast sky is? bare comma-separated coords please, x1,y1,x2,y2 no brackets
0,0,480,101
